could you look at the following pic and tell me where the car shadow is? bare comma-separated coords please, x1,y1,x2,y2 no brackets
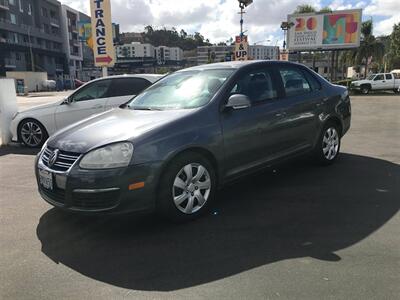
0,145,40,157
36,153,399,291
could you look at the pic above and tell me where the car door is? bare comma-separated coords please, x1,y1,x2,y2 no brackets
54,79,111,130
105,77,152,109
276,65,323,150
384,73,394,89
371,74,385,90
220,66,289,178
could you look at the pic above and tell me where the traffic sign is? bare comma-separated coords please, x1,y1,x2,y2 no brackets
234,35,249,61
90,0,115,68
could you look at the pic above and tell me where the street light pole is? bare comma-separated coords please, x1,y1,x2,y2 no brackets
237,0,253,41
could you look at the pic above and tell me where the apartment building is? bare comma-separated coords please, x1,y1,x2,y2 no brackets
249,45,279,60
0,0,66,78
60,4,82,79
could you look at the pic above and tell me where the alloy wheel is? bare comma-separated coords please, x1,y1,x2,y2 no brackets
322,127,339,160
172,163,211,214
20,121,43,147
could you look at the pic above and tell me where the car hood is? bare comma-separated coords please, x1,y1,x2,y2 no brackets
352,80,369,85
47,108,194,153
19,99,63,113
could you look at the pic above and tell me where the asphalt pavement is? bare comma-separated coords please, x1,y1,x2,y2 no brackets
0,94,399,299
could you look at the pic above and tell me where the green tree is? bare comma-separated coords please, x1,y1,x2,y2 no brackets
294,4,316,13
388,23,400,69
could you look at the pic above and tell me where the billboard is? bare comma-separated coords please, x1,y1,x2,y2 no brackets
90,0,115,67
234,35,249,61
287,9,362,51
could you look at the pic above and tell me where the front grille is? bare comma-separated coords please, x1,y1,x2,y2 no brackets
41,187,66,204
72,190,120,210
41,147,80,172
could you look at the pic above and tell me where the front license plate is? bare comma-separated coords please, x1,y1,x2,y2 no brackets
39,169,53,190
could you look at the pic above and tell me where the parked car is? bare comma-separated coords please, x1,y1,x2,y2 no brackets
10,74,163,147
350,72,400,94
35,61,351,221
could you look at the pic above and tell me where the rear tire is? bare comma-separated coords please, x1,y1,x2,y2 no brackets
18,119,48,148
313,122,341,165
157,152,216,222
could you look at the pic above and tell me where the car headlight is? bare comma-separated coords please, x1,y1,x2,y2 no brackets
79,142,133,169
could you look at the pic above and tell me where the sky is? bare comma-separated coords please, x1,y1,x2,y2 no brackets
61,0,399,46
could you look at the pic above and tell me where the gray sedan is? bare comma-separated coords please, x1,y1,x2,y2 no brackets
35,61,351,221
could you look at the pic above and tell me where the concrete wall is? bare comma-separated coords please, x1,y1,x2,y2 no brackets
6,71,48,92
0,78,17,146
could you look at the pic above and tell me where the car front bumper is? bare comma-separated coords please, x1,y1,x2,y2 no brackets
35,153,162,215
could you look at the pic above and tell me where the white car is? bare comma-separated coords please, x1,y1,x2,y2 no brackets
350,73,400,94
10,74,163,147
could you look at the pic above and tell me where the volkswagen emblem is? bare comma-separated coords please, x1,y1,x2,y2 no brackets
48,149,59,167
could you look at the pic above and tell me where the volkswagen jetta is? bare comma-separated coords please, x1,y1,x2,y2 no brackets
35,61,351,221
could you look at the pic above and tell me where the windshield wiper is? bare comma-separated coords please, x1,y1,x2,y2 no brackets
131,106,163,111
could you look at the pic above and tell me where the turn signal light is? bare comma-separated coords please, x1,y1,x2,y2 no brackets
129,182,145,190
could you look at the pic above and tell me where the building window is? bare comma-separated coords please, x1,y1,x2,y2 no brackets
9,0,15,5
10,13,17,24
41,7,48,17
13,32,18,43
18,0,23,12
28,4,32,15
16,52,21,61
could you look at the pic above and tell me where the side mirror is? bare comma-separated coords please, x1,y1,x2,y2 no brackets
62,97,73,105
225,94,251,110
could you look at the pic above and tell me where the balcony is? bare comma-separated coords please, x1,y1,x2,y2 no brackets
0,0,9,10
50,18,60,28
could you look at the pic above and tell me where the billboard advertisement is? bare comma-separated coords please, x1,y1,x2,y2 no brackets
287,9,362,51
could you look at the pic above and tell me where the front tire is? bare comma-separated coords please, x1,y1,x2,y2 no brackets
313,122,341,165
18,119,48,148
157,152,216,222
360,85,370,94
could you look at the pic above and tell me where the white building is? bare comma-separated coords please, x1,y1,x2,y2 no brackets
249,45,279,60
155,46,184,64
116,42,154,58
60,5,83,79
197,45,280,65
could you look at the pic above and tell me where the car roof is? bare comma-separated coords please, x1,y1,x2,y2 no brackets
93,74,164,83
177,60,307,72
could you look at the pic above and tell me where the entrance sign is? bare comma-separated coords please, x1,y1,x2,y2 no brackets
287,9,362,51
279,49,289,61
234,35,249,61
90,0,115,67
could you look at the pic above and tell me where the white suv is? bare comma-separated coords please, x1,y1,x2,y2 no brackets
10,74,163,147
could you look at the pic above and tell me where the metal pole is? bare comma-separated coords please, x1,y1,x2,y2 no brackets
102,66,108,77
28,28,34,71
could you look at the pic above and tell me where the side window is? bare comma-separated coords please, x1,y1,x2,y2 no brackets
279,67,311,97
230,69,277,103
385,74,392,80
374,74,384,81
71,80,112,102
303,69,322,91
108,78,151,97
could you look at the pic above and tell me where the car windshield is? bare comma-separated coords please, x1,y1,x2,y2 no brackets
367,74,376,80
127,69,234,110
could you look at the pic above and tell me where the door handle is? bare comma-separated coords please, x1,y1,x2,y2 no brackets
382,81,386,83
